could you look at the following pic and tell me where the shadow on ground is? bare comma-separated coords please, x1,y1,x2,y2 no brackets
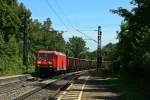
73,75,123,100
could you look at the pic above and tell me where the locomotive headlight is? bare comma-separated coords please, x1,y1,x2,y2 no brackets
37,61,41,64
48,62,52,64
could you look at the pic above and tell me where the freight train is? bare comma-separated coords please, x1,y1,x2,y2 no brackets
35,50,112,76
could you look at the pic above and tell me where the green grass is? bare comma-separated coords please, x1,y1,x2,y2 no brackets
89,69,147,100
0,65,35,77
27,65,35,74
110,77,146,100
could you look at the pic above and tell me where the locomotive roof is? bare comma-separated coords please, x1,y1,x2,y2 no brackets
38,50,66,56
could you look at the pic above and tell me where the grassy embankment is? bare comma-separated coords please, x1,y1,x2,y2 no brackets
0,65,35,76
89,69,147,100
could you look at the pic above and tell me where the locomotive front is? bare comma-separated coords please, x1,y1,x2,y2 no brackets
36,50,55,76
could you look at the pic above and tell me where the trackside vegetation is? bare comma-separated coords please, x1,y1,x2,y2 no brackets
89,69,147,100
99,0,150,98
109,0,150,98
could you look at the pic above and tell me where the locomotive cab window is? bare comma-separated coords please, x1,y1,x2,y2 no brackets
38,53,53,59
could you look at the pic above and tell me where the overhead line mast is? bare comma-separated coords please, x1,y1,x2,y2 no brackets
97,26,102,70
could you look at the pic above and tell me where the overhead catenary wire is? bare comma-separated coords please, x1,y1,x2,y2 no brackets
52,0,78,29
51,0,97,43
76,23,119,29
76,29,97,43
45,0,70,31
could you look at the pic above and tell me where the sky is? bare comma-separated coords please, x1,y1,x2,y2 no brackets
19,0,132,51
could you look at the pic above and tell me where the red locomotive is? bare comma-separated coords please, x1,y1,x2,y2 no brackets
36,50,97,76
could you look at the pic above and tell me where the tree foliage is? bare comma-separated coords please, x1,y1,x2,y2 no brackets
102,43,118,61
29,18,66,54
66,36,88,58
112,0,150,90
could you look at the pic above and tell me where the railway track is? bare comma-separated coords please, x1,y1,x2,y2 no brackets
0,70,88,100
0,75,32,85
0,76,45,100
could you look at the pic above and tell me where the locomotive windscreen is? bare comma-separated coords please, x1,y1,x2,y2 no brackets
38,53,53,59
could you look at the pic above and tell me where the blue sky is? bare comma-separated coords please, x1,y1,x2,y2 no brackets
19,0,132,51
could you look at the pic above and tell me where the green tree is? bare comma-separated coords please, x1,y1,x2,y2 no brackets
102,43,118,61
66,36,88,58
112,0,150,90
29,18,66,54
0,32,4,54
0,0,21,42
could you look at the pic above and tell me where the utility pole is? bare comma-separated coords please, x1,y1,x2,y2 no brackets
23,12,28,71
97,26,102,71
